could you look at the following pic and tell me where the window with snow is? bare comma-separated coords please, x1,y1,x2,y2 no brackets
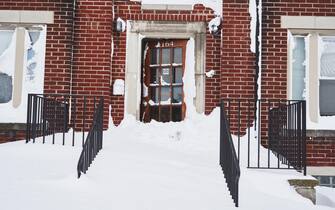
319,37,335,116
0,30,15,103
26,29,42,81
290,34,335,119
0,25,46,124
314,176,335,188
291,36,306,101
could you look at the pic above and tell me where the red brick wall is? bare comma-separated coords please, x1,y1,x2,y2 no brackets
72,0,113,128
112,0,221,125
221,0,255,100
0,0,112,129
0,130,25,144
0,1,74,95
220,0,256,134
262,0,335,100
262,0,335,166
307,136,335,166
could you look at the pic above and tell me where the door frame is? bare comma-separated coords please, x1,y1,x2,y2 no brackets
141,39,188,122
125,21,206,120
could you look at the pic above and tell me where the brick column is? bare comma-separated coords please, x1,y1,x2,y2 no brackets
72,0,113,128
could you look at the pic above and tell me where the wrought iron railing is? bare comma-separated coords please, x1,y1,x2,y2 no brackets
220,99,306,207
77,97,104,178
222,99,306,173
220,101,241,207
26,93,103,146
268,101,306,175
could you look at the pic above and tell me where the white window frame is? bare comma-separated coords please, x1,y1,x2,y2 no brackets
288,30,335,129
282,16,335,129
0,10,53,123
318,36,335,116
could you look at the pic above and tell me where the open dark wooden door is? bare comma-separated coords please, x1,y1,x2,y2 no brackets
141,39,188,123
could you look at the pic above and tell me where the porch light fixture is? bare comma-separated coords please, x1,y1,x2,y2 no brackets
115,17,126,33
208,16,221,36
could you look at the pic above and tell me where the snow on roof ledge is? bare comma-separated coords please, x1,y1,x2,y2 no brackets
141,4,193,11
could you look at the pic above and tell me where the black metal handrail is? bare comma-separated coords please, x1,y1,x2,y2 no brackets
220,101,241,207
77,97,104,178
26,93,102,146
222,98,306,174
269,101,307,175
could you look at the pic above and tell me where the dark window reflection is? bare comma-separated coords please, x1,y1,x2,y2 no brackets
160,107,170,122
0,73,12,103
151,48,160,65
172,106,182,122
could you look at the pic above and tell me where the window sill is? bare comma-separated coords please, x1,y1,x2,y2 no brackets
0,123,26,131
307,129,335,137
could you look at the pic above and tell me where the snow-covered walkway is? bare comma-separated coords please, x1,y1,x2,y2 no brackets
0,109,334,210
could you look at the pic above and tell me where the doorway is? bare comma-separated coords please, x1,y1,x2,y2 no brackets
140,39,188,122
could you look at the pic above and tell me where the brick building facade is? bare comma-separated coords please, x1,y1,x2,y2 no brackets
261,1,335,172
0,0,334,179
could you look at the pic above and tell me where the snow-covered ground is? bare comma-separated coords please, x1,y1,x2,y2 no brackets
0,109,334,210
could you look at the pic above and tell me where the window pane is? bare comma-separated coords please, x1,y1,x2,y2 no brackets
161,87,170,104
320,37,335,78
28,31,40,45
150,68,159,84
150,87,159,104
161,68,171,84
174,67,183,84
162,48,171,64
172,106,182,122
320,176,331,185
160,107,170,122
150,106,159,121
0,30,14,55
173,87,183,103
292,36,306,100
0,73,12,103
320,80,335,116
173,48,182,64
26,30,42,81
151,48,160,65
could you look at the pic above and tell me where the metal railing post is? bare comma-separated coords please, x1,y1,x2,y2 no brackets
219,99,240,207
26,94,32,143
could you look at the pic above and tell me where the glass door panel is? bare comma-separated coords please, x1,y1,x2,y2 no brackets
141,39,187,122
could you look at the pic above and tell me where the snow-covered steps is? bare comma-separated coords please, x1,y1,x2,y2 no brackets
0,110,334,209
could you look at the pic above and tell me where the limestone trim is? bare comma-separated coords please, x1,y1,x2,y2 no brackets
0,10,54,24
125,21,206,120
307,167,335,176
281,16,335,30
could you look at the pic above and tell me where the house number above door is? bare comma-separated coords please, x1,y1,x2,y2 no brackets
160,41,174,48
